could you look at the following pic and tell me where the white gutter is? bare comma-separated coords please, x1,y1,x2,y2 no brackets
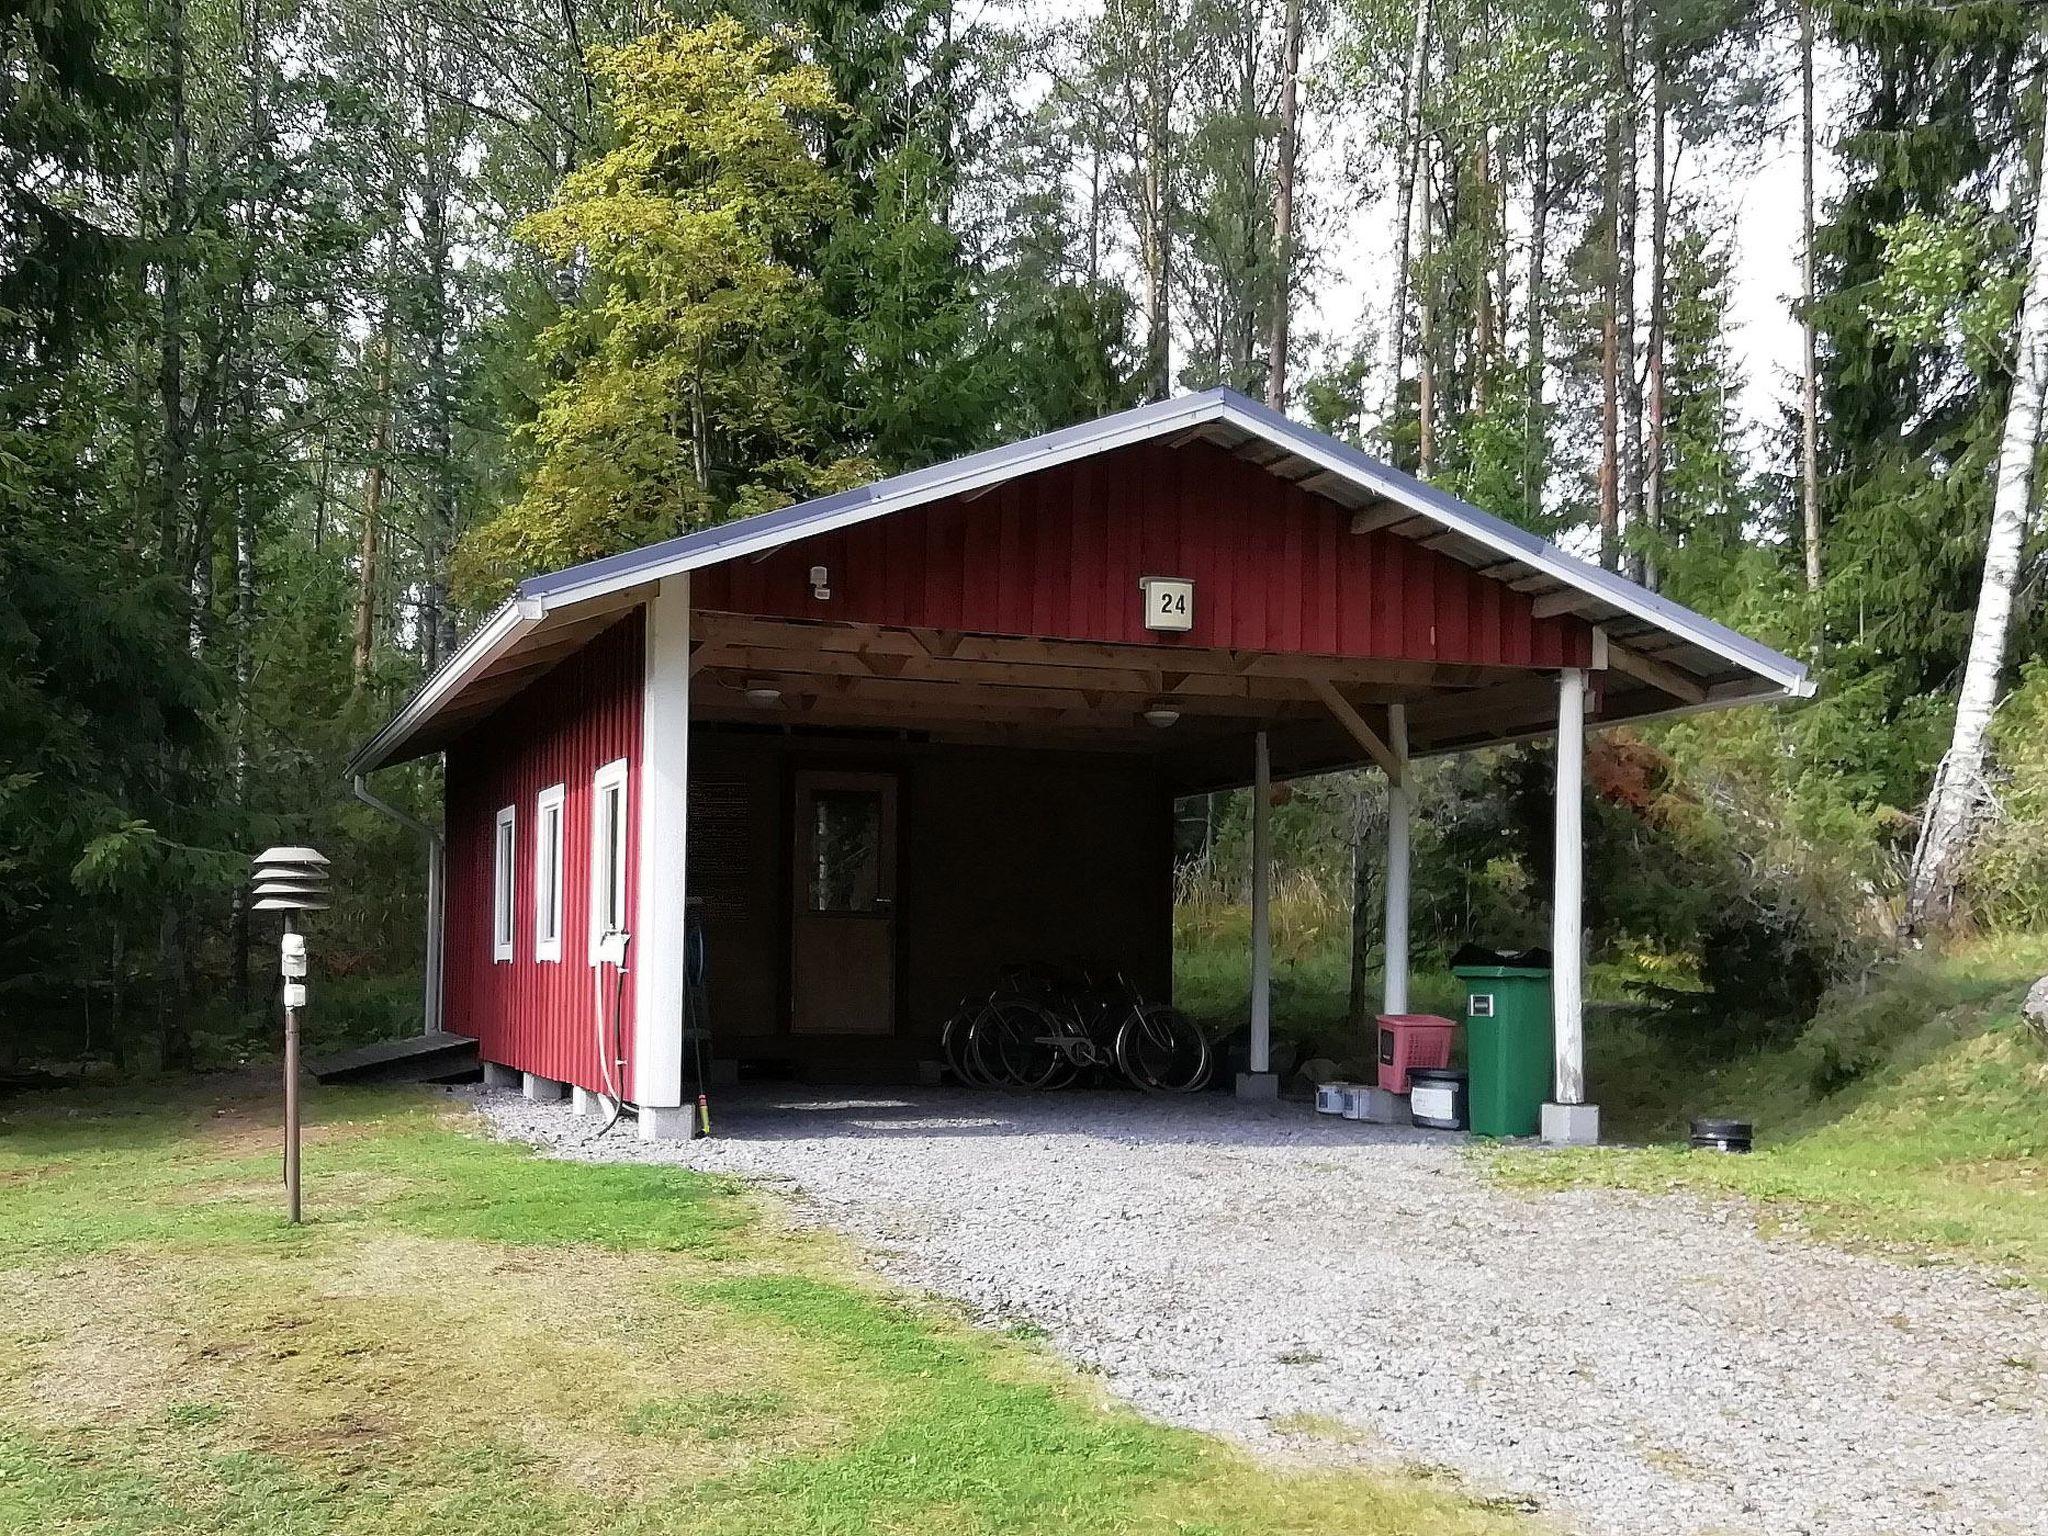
346,596,545,777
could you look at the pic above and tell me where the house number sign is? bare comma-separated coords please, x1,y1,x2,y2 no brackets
1140,576,1195,633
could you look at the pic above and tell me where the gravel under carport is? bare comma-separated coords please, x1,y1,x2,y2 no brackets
477,1086,2048,1536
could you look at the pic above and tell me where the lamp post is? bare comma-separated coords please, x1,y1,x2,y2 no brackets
251,846,330,1224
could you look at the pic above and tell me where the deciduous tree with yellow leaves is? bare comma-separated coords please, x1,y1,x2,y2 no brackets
454,17,873,600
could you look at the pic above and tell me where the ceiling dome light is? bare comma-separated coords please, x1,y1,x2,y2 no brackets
1142,706,1181,729
744,680,783,707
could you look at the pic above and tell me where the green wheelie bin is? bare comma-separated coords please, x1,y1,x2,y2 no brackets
1451,950,1554,1137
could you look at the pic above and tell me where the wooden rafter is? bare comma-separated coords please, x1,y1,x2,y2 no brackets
1306,676,1402,783
1606,638,1707,704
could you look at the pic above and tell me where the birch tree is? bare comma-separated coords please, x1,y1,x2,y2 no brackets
1378,0,1432,450
1266,0,1305,408
1799,0,1822,594
1905,125,2048,930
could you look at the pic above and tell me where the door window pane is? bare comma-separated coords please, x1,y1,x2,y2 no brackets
809,789,883,912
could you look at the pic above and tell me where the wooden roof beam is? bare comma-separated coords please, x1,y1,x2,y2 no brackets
1349,502,1411,535
1606,638,1706,705
1532,589,1603,620
1307,676,1403,783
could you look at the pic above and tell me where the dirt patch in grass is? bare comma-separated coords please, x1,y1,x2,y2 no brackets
4,1228,882,1504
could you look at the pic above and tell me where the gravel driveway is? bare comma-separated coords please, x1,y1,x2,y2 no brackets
477,1086,2048,1536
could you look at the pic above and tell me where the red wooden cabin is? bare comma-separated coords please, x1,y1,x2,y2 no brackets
351,390,1809,1141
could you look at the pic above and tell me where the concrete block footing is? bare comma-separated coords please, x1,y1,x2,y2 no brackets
1347,1085,1412,1126
1541,1101,1601,1146
571,1086,619,1118
1233,1070,1280,1103
521,1072,568,1103
481,1062,521,1091
637,1104,696,1142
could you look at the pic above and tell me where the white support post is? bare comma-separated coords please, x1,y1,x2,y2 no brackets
634,574,693,1139
1381,703,1410,1017
1238,729,1279,1101
1544,667,1599,1146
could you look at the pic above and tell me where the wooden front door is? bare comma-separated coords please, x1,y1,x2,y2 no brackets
790,771,897,1035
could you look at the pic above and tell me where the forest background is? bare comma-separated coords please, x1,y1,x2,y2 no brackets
7,0,2047,1072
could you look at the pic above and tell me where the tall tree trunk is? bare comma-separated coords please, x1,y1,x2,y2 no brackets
1618,0,1644,583
351,322,393,687
1379,0,1433,450
1597,0,1622,569
229,0,272,1024
155,0,191,575
1473,131,1495,413
1139,41,1173,402
1525,110,1550,524
1644,49,1667,593
1266,0,1303,410
1904,142,2048,931
1346,786,1380,1028
1417,143,1437,476
1800,0,1823,594
417,18,466,671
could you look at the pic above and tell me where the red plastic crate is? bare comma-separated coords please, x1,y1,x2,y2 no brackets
1377,1013,1458,1093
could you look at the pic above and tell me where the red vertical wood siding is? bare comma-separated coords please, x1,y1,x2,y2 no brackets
691,440,1592,668
444,610,644,1090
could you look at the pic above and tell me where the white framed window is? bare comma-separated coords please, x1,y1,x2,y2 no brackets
491,805,517,963
588,758,630,962
534,783,566,962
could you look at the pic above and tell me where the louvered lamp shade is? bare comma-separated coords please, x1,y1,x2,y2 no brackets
252,846,330,911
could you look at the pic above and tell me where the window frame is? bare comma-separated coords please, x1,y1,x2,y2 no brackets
533,783,566,962
588,758,630,964
491,804,517,963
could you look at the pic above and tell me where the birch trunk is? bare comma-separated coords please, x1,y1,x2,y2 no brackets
1417,138,1437,476
1525,110,1550,523
1800,0,1823,593
1905,147,2048,931
1266,0,1303,410
1599,0,1621,574
1379,0,1433,450
1644,50,1667,593
1618,0,1644,583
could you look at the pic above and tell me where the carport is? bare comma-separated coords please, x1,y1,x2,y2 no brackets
350,388,1811,1143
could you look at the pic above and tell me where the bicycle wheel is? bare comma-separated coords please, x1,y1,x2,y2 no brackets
1114,1003,1214,1093
971,995,1067,1090
941,1002,992,1088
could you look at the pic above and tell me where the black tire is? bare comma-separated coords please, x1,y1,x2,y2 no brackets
972,996,1066,1090
1115,1004,1213,1093
942,1004,991,1087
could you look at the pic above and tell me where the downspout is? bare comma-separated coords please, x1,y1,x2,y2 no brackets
353,773,446,1036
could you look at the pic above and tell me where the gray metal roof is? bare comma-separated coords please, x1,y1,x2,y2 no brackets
351,387,1811,775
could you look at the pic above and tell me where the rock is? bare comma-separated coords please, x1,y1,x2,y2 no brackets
1295,1056,1338,1085
2022,975,2048,1044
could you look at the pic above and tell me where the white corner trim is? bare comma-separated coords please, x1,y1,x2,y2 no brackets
534,782,565,962
632,575,691,1108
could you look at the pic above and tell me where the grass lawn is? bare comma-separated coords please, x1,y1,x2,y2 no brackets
0,1080,1537,1536
1488,936,2048,1290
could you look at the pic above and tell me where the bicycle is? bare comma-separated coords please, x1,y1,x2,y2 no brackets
943,963,1213,1094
